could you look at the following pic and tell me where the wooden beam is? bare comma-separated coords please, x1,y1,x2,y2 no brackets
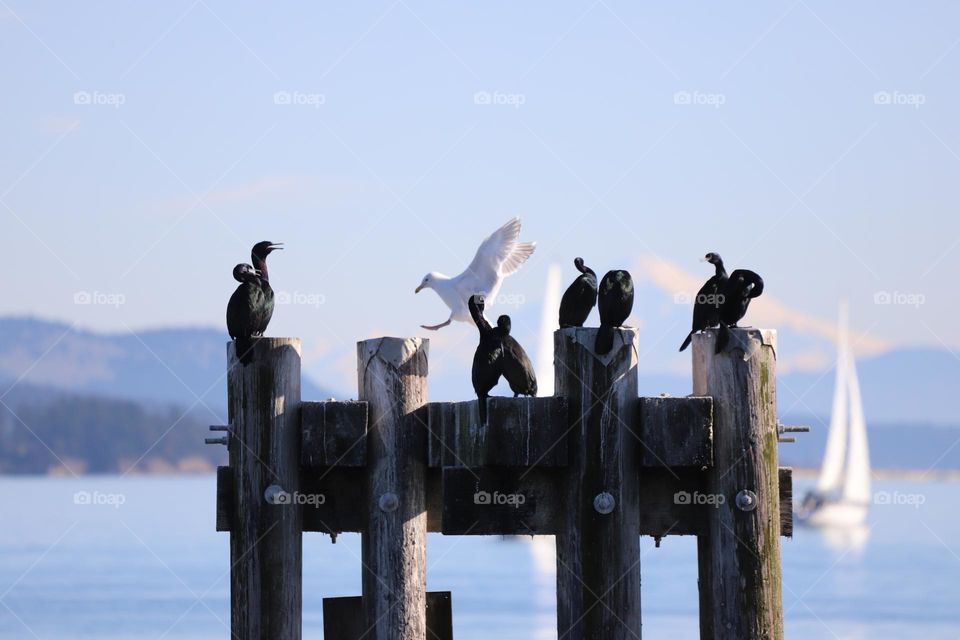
638,396,713,468
779,467,793,538
322,592,453,640
301,401,367,468
554,327,641,640
227,337,302,640
440,466,561,535
358,337,429,640
426,397,568,468
693,328,784,640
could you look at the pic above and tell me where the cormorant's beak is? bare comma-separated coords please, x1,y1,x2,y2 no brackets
743,282,756,295
268,243,284,251
253,268,263,277
415,284,424,293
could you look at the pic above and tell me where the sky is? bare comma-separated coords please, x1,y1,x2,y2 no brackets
2,1,959,394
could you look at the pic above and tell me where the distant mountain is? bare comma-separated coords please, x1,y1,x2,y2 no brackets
0,317,335,410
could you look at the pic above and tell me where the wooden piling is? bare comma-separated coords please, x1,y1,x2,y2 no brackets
227,337,302,640
357,337,429,640
692,328,783,640
554,327,641,640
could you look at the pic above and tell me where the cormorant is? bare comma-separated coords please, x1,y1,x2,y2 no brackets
468,295,503,422
716,269,764,353
496,315,537,397
249,241,283,338
226,263,264,365
558,257,598,328
596,270,634,355
679,252,728,352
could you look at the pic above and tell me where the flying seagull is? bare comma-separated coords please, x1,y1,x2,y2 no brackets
416,217,536,330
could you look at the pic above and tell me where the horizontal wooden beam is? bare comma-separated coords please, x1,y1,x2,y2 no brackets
425,397,569,468
216,465,793,537
322,592,452,640
638,396,713,468
301,401,367,468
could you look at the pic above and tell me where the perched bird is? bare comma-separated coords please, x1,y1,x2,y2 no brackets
416,217,536,330
496,315,537,397
595,270,634,355
679,252,728,352
716,269,764,353
468,295,503,422
558,257,598,328
249,241,283,338
226,263,265,365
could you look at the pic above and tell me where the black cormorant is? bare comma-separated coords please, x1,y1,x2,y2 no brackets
249,241,282,337
716,269,764,353
596,270,634,355
468,295,503,422
558,257,598,328
226,263,264,365
496,315,537,397
679,252,728,352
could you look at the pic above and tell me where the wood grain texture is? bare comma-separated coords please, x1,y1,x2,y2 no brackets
554,327,642,640
638,396,713,468
358,337,429,640
693,328,784,640
301,401,367,467
322,592,453,640
227,337,302,640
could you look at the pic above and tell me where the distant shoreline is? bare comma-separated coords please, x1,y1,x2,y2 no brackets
789,466,960,481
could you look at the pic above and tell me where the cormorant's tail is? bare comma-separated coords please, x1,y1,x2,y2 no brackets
715,324,730,355
478,396,488,424
595,325,614,355
679,331,694,352
235,336,255,365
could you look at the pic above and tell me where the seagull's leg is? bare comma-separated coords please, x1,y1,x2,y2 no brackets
421,317,452,331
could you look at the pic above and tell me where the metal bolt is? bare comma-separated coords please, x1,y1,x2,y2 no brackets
264,484,288,505
593,492,615,515
735,489,758,512
379,492,399,513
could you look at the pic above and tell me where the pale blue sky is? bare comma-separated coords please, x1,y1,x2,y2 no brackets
2,1,959,392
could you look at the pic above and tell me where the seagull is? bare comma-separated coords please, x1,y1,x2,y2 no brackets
415,217,536,330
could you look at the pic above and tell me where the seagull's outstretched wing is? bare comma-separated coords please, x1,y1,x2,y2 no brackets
462,217,536,291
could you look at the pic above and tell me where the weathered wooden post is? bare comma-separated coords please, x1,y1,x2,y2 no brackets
692,328,783,640
227,337,302,640
555,327,641,640
358,337,429,640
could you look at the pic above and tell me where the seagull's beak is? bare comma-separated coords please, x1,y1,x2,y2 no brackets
415,284,424,293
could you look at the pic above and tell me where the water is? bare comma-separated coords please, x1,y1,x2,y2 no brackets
0,476,957,639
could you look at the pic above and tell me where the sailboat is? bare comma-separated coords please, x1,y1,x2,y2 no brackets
797,301,871,528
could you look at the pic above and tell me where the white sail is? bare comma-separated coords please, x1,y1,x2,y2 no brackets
816,301,850,494
842,338,871,504
536,263,563,397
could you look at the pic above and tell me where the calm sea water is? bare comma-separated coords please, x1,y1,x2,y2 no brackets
0,476,956,639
